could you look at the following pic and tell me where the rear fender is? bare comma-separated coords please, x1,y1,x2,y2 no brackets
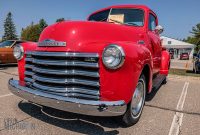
160,50,170,75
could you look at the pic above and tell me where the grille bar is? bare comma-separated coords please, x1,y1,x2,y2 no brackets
25,71,34,76
32,74,100,87
25,77,34,83
25,58,99,68
25,65,99,78
32,82,100,96
26,51,99,58
46,91,100,100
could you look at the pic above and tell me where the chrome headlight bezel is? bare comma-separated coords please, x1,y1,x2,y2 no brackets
102,44,125,69
13,44,24,60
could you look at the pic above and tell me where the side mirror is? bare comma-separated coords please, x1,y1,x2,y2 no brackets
155,25,164,34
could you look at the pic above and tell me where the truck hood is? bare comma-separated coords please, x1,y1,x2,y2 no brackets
38,21,144,52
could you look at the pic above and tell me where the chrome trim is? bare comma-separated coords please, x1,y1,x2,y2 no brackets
59,93,99,100
102,44,125,70
25,71,34,76
32,82,100,96
38,39,66,47
25,58,99,68
26,51,99,58
25,65,99,78
25,58,33,62
25,64,32,69
13,44,24,60
32,74,100,87
9,79,127,116
24,77,34,83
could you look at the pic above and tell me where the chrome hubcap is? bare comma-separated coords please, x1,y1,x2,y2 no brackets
131,80,145,117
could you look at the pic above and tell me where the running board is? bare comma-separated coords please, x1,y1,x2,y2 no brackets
152,74,166,90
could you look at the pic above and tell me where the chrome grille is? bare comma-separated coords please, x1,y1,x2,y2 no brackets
24,51,100,100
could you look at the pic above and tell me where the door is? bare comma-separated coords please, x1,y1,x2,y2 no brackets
8,41,17,63
0,41,16,64
148,13,162,74
0,48,7,64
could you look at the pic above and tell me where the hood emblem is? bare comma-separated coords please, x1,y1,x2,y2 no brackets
38,39,66,47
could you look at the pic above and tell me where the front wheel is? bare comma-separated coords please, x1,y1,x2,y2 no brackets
120,74,146,127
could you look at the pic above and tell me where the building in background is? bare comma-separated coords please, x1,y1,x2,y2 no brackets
161,36,195,59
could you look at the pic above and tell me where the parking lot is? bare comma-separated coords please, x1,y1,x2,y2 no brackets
0,66,200,135
170,59,193,70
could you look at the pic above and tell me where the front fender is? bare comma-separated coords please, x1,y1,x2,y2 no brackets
18,42,37,82
100,42,153,104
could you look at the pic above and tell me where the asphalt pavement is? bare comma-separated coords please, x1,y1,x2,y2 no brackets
0,66,199,135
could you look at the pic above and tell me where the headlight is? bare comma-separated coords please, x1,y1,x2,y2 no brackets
102,44,125,69
13,44,24,60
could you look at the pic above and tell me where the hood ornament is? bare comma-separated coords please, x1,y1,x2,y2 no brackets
38,39,66,47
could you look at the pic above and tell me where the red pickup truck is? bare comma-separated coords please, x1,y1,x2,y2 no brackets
9,5,170,126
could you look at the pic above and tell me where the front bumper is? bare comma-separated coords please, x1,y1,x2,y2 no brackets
8,79,127,116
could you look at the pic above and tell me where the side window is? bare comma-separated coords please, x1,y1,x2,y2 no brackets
0,41,14,48
149,14,157,31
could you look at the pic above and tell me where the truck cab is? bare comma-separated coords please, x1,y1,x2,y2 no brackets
9,5,170,127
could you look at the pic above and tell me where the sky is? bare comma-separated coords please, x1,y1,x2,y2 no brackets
0,0,200,40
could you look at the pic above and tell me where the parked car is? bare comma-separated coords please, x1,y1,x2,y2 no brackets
0,40,26,64
8,5,170,127
193,52,200,73
180,52,189,60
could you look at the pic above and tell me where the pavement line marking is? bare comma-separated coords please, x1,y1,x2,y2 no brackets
0,93,13,98
0,71,18,76
168,82,189,135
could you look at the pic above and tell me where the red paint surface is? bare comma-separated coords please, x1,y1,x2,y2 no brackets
18,42,37,81
160,50,170,75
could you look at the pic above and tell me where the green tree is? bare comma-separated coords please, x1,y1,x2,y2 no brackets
191,23,200,40
183,36,197,44
2,12,18,41
56,18,65,23
21,23,41,42
184,23,200,53
39,19,48,33
21,19,48,42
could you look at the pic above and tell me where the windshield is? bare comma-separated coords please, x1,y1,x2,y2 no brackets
0,41,14,48
89,8,144,27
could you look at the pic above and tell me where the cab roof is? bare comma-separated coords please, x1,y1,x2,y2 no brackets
107,5,151,10
93,5,152,13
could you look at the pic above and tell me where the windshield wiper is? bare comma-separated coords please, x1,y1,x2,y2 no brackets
99,18,107,22
124,22,139,26
109,19,139,26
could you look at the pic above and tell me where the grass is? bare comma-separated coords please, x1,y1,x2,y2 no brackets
169,68,200,77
